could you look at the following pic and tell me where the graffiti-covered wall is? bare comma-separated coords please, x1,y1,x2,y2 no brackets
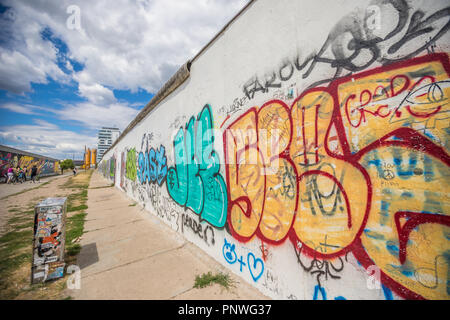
0,148,59,179
99,0,450,300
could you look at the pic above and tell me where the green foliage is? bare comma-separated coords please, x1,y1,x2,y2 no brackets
67,204,88,212
194,272,234,290
65,212,87,244
60,159,75,170
66,244,81,256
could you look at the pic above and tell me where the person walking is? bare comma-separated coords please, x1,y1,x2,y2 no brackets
6,167,14,184
22,167,27,182
31,165,38,183
12,167,19,184
73,167,77,176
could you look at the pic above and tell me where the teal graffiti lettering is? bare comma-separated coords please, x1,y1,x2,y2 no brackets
167,104,228,228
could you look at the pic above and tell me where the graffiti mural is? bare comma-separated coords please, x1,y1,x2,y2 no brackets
0,151,59,180
95,0,450,301
120,151,126,189
109,155,116,181
167,104,228,228
242,0,450,99
126,148,137,182
223,53,450,300
137,144,168,186
223,238,265,282
98,157,116,183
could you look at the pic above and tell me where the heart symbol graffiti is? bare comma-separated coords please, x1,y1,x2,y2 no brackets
247,252,264,282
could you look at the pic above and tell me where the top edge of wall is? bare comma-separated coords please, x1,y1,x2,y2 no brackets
0,144,60,162
103,61,191,159
100,0,257,161
190,0,257,64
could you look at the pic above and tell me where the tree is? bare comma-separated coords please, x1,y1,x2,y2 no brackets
60,159,75,173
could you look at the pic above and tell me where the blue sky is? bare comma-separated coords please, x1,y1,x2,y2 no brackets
0,0,248,160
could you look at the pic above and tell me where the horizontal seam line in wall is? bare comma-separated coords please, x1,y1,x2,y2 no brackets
82,242,187,279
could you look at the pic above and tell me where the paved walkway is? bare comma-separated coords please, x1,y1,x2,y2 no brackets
67,171,269,300
0,171,73,199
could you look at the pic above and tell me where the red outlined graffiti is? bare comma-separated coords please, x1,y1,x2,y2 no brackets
394,211,450,265
223,53,450,300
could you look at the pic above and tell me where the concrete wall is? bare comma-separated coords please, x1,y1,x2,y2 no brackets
0,147,60,180
98,0,450,300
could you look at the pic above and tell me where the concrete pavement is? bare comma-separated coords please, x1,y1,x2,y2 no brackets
67,171,269,300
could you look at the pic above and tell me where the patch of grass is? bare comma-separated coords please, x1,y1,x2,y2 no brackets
64,208,87,267
38,180,51,188
66,244,81,256
0,252,32,281
67,204,88,212
67,194,87,205
62,170,92,190
13,222,34,230
0,229,33,245
65,176,90,213
194,272,234,290
63,171,91,268
129,203,137,206
0,210,35,263
8,214,32,225
65,212,87,244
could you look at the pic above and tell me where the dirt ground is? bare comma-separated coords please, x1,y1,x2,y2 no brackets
0,170,92,299
0,172,82,236
0,172,73,200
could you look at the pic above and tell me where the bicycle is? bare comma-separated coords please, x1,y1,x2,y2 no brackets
17,172,25,183
10,174,18,184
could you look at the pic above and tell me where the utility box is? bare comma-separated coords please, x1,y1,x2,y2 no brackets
31,197,67,284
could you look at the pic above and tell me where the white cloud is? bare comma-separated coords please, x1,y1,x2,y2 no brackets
0,103,41,115
0,102,57,116
0,122,97,159
77,83,116,105
0,0,250,158
32,119,59,129
54,101,140,130
0,0,250,95
0,100,139,153
0,7,70,94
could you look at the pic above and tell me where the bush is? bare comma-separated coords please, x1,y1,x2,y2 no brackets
60,159,75,170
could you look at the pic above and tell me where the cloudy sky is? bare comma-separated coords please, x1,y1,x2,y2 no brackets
0,0,249,159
